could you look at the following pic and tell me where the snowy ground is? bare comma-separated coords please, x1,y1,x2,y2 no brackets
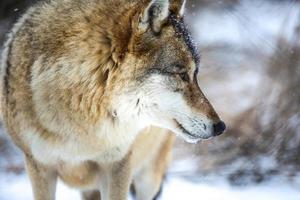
1,172,300,200
1,0,300,199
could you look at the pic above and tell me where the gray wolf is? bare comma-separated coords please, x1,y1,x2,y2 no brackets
0,0,226,199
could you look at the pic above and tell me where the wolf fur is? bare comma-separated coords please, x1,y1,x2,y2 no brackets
1,0,224,199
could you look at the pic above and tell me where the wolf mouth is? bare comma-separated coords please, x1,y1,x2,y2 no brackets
174,120,200,139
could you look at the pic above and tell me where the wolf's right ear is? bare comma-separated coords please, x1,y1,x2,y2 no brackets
138,0,170,33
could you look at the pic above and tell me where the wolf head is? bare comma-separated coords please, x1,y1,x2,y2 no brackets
107,0,225,143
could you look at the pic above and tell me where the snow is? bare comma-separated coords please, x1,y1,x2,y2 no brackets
202,69,262,115
1,172,300,200
0,173,80,200
188,0,300,53
163,177,300,200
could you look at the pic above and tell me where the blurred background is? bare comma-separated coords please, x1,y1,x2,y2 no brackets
0,0,300,199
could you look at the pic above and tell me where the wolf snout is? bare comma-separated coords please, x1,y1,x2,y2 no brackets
213,121,226,136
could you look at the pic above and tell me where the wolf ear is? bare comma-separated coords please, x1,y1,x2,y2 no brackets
139,0,170,33
138,0,187,33
171,0,187,16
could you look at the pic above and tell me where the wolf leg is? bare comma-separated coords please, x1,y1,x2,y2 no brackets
133,168,164,200
153,184,163,200
25,155,57,200
134,134,174,200
81,190,101,200
100,155,132,200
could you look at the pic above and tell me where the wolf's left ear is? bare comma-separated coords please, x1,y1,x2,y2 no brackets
139,0,170,33
171,0,186,17
138,0,186,33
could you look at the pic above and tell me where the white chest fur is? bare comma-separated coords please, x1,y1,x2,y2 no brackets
23,119,141,165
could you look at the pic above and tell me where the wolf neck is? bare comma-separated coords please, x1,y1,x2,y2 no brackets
50,2,141,120
25,0,152,164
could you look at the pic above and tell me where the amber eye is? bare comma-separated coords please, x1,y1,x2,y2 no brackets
194,68,199,79
179,72,190,82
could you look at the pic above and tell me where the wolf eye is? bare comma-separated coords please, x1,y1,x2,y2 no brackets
194,68,199,77
179,72,190,82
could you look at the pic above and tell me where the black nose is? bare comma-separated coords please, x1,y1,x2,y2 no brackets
213,121,226,136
